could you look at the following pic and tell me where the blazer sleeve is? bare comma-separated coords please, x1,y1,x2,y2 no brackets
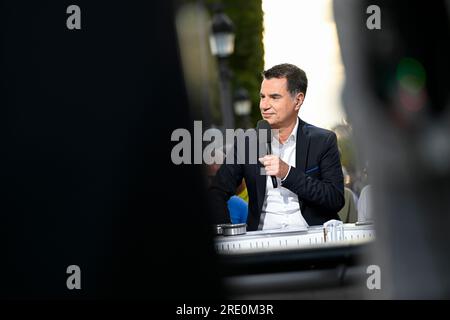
207,144,244,224
281,132,345,212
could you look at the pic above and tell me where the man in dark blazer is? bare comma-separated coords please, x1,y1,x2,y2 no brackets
209,63,344,231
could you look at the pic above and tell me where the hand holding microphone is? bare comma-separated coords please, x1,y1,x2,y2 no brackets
258,155,290,185
256,120,290,188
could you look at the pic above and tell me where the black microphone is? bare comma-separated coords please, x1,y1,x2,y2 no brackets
256,120,278,188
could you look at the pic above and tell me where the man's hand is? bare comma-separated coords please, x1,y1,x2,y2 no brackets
258,155,290,180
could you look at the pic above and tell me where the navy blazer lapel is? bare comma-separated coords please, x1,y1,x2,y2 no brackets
296,118,311,173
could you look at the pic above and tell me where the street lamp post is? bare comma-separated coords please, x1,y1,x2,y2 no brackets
233,87,252,129
209,7,235,129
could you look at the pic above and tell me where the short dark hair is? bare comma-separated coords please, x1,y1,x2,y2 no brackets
262,63,308,97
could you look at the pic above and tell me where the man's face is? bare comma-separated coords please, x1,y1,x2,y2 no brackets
259,77,303,129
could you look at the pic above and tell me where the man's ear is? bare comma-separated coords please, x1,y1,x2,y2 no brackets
295,92,305,110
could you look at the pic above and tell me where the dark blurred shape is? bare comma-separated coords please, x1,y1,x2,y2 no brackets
0,0,221,299
334,0,450,298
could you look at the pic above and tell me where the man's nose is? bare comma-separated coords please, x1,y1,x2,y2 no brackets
260,99,270,111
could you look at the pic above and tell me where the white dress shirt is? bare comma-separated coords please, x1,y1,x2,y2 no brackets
259,118,309,230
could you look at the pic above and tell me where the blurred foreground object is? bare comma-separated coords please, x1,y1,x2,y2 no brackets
334,0,450,298
1,0,220,299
